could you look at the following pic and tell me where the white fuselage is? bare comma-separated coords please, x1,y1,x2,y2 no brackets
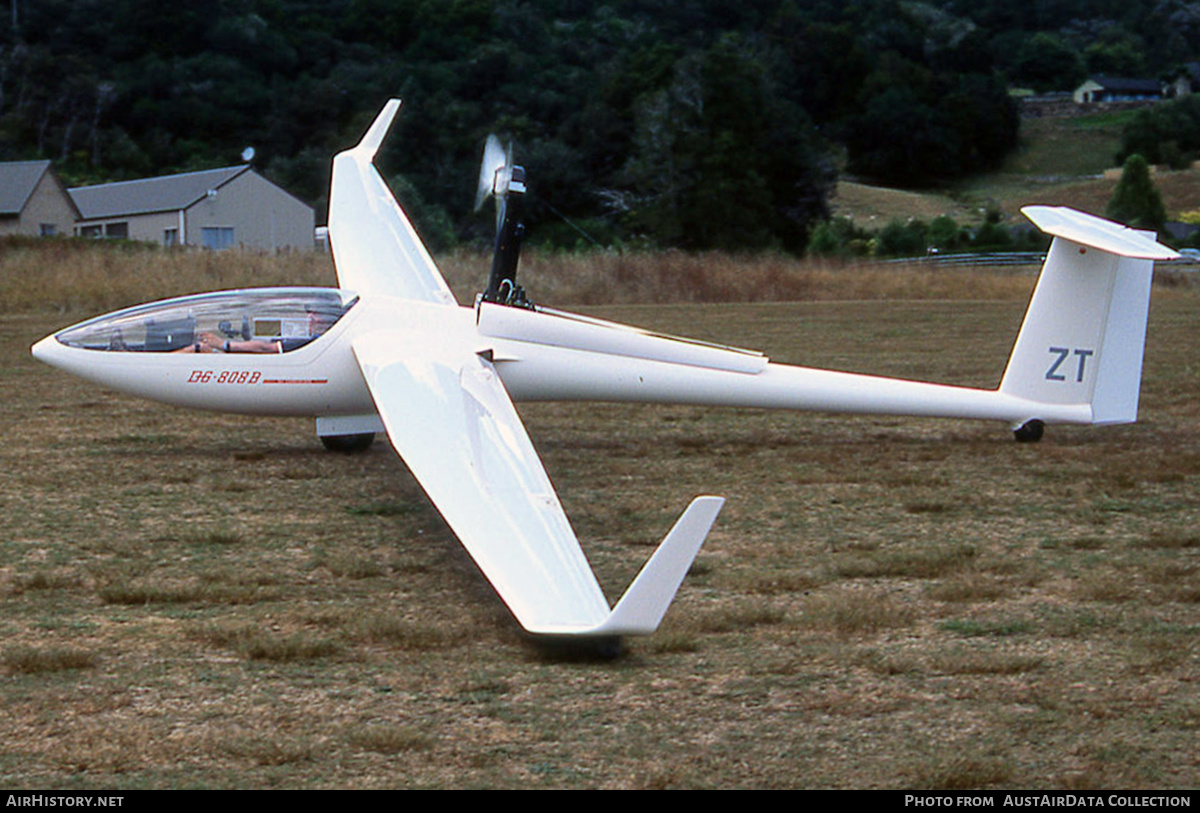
31,291,1092,430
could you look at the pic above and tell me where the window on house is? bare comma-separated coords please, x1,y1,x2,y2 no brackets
201,227,235,250
105,222,128,239
79,225,103,238
163,229,178,247
40,224,57,237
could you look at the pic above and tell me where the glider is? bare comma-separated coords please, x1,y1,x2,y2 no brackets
32,99,1178,640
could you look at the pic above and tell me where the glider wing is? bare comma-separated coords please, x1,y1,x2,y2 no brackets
328,99,457,305
351,330,722,636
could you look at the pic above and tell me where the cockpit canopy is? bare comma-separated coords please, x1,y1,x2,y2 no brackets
56,287,359,353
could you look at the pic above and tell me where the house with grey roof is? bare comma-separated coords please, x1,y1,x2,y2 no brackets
1073,77,1164,104
0,160,81,238
69,165,315,251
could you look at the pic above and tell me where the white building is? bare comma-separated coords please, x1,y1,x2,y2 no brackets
0,160,81,237
69,166,315,251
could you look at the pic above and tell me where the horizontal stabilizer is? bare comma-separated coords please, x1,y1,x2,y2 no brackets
1021,206,1178,260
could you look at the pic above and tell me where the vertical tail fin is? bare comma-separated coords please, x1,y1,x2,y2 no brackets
1000,207,1177,425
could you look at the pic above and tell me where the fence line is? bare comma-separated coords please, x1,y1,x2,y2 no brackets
876,252,1044,268
878,252,1197,271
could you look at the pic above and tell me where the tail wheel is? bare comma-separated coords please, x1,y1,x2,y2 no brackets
1013,420,1045,443
320,433,375,453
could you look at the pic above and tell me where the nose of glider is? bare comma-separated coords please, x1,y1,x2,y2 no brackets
31,333,67,369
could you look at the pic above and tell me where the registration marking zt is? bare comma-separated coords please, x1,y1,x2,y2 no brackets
1046,346,1094,383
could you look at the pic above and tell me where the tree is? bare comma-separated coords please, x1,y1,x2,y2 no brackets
1012,33,1084,92
1106,154,1167,231
806,216,869,257
927,214,965,251
843,69,1017,186
844,87,952,186
1117,96,1200,168
620,36,832,251
876,218,927,257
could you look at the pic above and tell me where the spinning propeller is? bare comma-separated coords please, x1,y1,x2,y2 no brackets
474,135,515,220
475,135,530,307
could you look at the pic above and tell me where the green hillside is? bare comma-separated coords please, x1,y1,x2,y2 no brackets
834,109,1200,228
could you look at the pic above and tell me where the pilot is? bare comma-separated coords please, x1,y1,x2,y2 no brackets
181,306,336,353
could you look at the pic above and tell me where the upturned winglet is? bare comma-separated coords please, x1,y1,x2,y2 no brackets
350,98,402,157
591,496,725,636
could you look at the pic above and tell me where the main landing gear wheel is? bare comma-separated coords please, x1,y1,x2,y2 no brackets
1013,420,1045,444
320,432,376,453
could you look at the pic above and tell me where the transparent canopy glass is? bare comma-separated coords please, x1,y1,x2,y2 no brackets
57,287,359,353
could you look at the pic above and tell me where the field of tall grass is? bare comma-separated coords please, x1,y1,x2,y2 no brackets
0,238,336,314
0,237,1047,316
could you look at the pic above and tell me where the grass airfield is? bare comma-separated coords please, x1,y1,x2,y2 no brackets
2,272,1199,788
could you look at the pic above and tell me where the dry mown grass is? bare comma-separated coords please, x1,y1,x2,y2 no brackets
1,247,1198,788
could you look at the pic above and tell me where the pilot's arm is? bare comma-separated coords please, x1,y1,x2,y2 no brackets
194,332,282,353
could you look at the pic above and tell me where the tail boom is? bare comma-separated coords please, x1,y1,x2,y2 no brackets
495,344,1096,425
489,207,1174,433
